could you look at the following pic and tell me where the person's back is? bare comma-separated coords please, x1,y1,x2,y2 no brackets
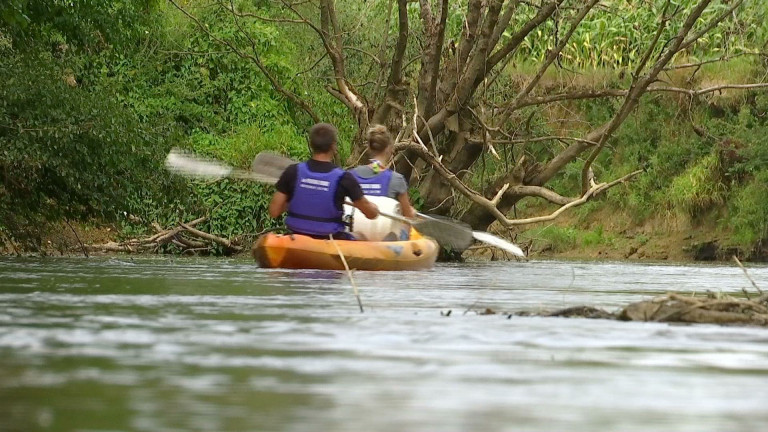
284,160,348,237
346,125,416,241
268,123,379,239
351,125,415,217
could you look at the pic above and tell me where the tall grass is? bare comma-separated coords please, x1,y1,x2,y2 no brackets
664,153,727,218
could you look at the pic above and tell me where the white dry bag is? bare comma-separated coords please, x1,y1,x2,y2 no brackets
344,196,407,241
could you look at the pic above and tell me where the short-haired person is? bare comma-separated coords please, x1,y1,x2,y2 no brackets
350,124,416,218
268,123,379,240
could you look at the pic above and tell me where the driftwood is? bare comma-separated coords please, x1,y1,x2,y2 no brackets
481,292,768,327
472,258,767,327
83,216,246,255
618,292,768,326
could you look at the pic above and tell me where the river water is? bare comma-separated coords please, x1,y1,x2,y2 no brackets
0,257,766,432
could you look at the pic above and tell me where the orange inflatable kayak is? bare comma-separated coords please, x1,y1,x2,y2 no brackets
252,230,439,271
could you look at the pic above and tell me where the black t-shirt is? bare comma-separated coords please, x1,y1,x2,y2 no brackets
275,159,364,210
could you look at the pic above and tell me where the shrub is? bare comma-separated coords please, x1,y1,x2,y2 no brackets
664,153,727,218
726,171,768,248
0,52,188,246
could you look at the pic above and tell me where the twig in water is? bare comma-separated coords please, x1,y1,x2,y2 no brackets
463,298,483,315
732,255,763,295
329,235,364,313
65,220,89,258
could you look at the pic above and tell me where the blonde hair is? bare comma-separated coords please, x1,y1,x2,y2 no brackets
366,124,392,153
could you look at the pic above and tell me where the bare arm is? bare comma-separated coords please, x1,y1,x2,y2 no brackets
353,197,379,219
397,192,416,218
268,191,289,218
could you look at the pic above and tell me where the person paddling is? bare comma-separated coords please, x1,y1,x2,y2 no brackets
350,125,416,218
268,123,379,240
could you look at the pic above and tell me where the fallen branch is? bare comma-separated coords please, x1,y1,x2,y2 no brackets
180,222,242,252
81,216,247,255
154,217,207,244
498,289,768,327
504,170,643,225
395,140,641,227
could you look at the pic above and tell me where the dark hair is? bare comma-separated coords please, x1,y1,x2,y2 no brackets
308,123,338,153
366,124,392,153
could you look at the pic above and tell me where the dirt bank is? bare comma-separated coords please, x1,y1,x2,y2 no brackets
471,205,767,263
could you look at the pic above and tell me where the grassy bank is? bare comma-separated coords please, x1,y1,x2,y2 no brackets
500,58,768,261
2,1,766,260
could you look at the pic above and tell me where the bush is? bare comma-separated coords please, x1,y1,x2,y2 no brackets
664,153,727,218
522,225,579,253
0,52,189,246
726,171,768,248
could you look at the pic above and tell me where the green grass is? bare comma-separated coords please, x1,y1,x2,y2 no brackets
519,224,618,253
724,171,768,248
664,153,727,218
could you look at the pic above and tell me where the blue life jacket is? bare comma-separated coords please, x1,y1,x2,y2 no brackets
351,169,393,197
285,162,346,236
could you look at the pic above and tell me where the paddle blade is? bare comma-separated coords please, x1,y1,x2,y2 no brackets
471,231,525,257
166,148,232,179
413,217,474,251
252,152,295,182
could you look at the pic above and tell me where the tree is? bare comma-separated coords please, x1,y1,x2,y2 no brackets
169,0,768,231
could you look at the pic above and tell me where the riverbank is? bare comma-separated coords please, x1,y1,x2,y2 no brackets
5,213,765,263
473,204,768,262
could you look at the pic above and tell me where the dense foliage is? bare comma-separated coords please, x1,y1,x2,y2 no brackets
1,0,766,257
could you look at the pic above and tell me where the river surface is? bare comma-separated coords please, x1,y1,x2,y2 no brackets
0,257,767,432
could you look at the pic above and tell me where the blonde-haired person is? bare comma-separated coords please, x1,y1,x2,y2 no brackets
349,124,416,219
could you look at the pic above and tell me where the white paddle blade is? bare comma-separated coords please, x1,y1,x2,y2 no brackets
472,231,526,257
165,148,232,179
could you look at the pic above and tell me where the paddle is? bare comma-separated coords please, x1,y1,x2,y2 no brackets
165,149,473,250
250,152,526,258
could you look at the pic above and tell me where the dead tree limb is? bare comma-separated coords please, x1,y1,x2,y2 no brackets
180,223,243,252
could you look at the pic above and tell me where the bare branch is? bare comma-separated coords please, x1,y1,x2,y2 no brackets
415,0,449,120
678,0,745,53
632,0,672,78
486,1,562,72
649,83,768,96
507,185,573,206
278,0,365,116
371,0,395,101
322,0,366,115
663,52,765,70
491,135,600,147
346,46,381,65
489,0,521,51
498,0,600,122
168,0,319,123
295,52,329,76
516,88,628,109
373,0,410,125
505,170,643,225
454,0,485,74
396,142,640,227
216,2,305,23
455,0,506,104
580,0,717,193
